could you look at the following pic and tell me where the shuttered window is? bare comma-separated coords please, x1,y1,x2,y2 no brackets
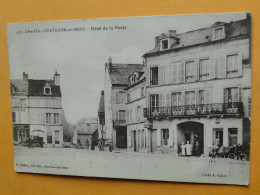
227,54,239,77
185,91,195,105
185,61,195,82
150,67,158,85
199,59,210,80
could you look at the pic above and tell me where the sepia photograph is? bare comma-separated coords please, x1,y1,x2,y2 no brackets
7,12,251,185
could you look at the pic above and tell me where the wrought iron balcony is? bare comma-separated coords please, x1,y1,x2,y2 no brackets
113,119,126,127
143,102,243,119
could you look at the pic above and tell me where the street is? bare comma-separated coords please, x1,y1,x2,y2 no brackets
14,146,249,185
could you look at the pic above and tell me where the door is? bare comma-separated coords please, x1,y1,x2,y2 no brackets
133,131,137,152
151,129,157,153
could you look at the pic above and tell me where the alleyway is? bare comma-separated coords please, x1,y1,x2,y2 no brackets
14,146,249,185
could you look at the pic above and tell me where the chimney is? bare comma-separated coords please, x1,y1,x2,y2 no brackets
169,30,177,36
108,56,112,65
23,72,28,82
155,36,159,47
53,70,60,86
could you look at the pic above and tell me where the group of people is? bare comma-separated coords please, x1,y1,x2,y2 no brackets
179,141,200,157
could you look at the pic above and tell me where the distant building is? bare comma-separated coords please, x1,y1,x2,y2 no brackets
11,71,63,147
143,16,251,155
98,90,105,140
125,70,148,153
74,117,98,147
104,57,143,148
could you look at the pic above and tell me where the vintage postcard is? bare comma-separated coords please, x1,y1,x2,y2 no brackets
7,12,251,185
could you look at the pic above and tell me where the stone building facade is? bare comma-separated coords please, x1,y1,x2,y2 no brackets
11,72,64,147
143,17,251,156
104,57,143,148
125,70,149,153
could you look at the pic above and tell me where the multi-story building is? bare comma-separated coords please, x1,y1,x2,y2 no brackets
73,117,98,147
125,70,148,153
11,71,63,147
104,57,143,148
143,16,251,155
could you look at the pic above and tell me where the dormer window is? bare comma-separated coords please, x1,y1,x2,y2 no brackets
161,39,170,50
213,26,225,40
44,83,52,95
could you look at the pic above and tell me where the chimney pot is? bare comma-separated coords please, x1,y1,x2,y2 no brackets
23,72,28,82
169,30,177,36
101,90,104,95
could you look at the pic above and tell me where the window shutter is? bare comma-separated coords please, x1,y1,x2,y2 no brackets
195,60,199,81
158,66,165,85
209,58,216,79
223,88,227,103
239,87,242,102
166,93,171,107
218,56,226,78
147,94,150,108
195,90,200,105
157,129,161,146
180,92,184,105
126,109,129,124
171,63,178,84
159,94,163,107
205,89,210,104
164,65,171,84
146,67,150,86
116,110,119,120
238,52,243,76
179,62,185,83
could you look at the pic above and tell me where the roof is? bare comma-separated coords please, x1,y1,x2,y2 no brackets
28,79,61,97
10,79,61,97
10,80,28,94
77,117,98,135
98,91,105,113
144,18,251,57
106,63,143,85
125,71,146,90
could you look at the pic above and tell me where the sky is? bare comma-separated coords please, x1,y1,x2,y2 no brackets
7,12,247,123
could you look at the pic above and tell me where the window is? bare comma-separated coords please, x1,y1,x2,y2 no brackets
213,128,223,146
225,88,239,103
46,113,52,124
227,54,239,77
161,39,169,50
228,128,238,146
20,99,26,107
185,61,195,82
199,90,205,105
150,67,158,85
185,91,195,105
115,91,125,104
214,27,224,40
18,129,26,141
47,130,52,144
53,113,59,124
127,93,131,103
199,59,210,80
161,129,169,145
118,110,126,121
44,87,51,95
141,87,145,97
54,130,60,144
12,112,16,122
150,94,159,112
171,92,182,106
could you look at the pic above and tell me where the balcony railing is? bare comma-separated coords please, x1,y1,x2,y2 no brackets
113,120,126,127
143,102,243,119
